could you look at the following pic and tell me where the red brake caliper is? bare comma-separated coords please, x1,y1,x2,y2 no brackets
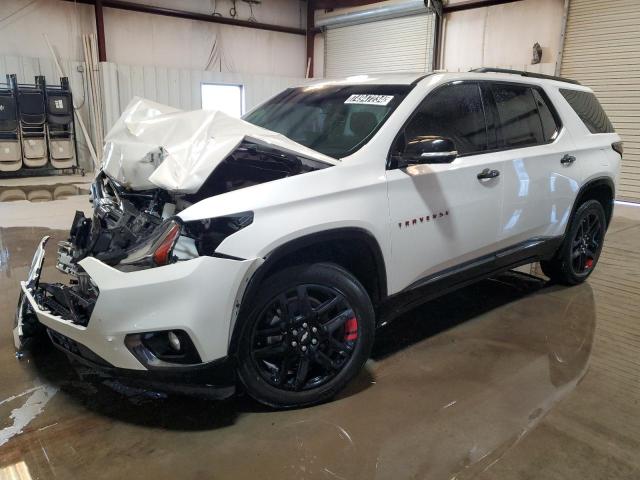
585,258,594,269
344,317,358,341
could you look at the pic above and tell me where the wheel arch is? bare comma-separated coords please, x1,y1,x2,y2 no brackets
569,176,615,231
228,227,387,355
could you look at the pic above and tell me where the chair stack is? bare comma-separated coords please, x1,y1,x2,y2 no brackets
46,77,76,169
0,75,21,172
19,75,48,168
0,74,79,177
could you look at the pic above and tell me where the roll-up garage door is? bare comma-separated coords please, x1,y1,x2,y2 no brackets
561,0,640,201
325,14,435,78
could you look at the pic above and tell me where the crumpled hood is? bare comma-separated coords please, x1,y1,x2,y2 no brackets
101,97,339,193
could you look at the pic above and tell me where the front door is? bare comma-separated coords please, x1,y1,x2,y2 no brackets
385,82,504,294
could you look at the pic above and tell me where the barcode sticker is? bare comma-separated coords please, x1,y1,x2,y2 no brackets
344,94,394,106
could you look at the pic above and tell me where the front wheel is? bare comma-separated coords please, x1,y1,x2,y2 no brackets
237,263,375,408
541,199,606,285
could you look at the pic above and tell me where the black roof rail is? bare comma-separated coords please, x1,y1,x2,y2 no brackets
469,67,581,85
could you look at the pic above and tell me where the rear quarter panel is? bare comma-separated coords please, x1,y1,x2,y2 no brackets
543,84,621,199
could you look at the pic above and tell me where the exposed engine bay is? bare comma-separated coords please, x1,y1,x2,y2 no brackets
35,140,331,328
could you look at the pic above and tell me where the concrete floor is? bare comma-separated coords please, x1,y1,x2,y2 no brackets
0,177,639,480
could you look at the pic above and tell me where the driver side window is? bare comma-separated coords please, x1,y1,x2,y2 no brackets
400,83,489,157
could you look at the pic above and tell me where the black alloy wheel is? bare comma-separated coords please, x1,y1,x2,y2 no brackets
570,211,602,275
237,263,375,408
251,284,359,392
541,199,606,285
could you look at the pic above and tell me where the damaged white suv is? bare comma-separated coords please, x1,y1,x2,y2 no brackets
15,69,621,408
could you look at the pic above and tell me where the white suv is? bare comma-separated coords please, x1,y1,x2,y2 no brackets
15,69,621,408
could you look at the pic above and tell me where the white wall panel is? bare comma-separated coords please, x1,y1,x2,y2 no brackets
325,14,435,78
100,61,307,133
442,0,564,72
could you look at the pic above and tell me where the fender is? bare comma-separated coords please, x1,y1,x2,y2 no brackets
228,227,388,355
567,176,615,233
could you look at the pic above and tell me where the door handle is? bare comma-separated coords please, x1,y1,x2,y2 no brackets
477,168,500,180
561,154,576,165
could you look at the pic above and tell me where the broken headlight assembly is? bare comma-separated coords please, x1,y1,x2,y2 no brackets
118,218,183,271
182,211,254,257
113,211,253,271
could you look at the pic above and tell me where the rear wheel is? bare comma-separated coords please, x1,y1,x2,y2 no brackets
237,263,375,408
541,199,606,285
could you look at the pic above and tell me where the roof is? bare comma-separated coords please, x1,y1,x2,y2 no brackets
303,72,430,87
300,70,587,90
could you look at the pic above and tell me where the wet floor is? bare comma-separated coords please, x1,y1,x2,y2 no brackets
0,180,639,479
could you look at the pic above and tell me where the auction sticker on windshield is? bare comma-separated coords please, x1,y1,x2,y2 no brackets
344,94,394,106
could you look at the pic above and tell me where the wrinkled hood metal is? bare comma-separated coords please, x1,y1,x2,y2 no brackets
101,97,339,193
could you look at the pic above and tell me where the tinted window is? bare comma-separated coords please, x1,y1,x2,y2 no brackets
560,89,614,134
532,89,560,141
492,84,544,148
244,85,412,158
402,83,488,156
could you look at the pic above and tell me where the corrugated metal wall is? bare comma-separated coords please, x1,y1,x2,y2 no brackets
100,62,307,138
324,14,435,78
561,0,640,201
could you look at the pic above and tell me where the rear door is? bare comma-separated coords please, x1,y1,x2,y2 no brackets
385,82,505,293
486,82,577,246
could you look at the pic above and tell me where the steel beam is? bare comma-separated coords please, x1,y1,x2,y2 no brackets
442,0,524,13
64,0,306,36
95,0,106,62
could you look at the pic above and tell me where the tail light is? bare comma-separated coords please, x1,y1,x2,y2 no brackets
612,141,623,157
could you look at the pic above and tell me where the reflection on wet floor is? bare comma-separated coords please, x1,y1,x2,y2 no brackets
0,215,639,479
0,184,90,203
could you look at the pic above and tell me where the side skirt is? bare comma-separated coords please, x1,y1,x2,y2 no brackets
377,236,563,325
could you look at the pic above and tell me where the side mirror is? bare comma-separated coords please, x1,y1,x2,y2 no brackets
399,136,458,166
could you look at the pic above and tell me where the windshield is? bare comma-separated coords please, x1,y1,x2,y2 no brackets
244,84,413,158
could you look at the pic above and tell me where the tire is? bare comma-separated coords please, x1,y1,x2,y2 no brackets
540,199,606,285
237,262,375,408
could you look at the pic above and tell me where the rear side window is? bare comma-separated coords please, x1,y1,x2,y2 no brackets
532,89,560,141
402,82,488,156
491,83,544,148
560,89,614,134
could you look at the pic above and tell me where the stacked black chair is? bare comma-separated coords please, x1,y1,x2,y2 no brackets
0,74,22,172
18,76,48,168
45,77,76,169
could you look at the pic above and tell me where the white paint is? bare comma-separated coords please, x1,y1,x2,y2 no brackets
19,71,620,371
0,384,58,447
441,0,564,73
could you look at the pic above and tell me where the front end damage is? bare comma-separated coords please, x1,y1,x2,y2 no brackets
15,97,336,397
